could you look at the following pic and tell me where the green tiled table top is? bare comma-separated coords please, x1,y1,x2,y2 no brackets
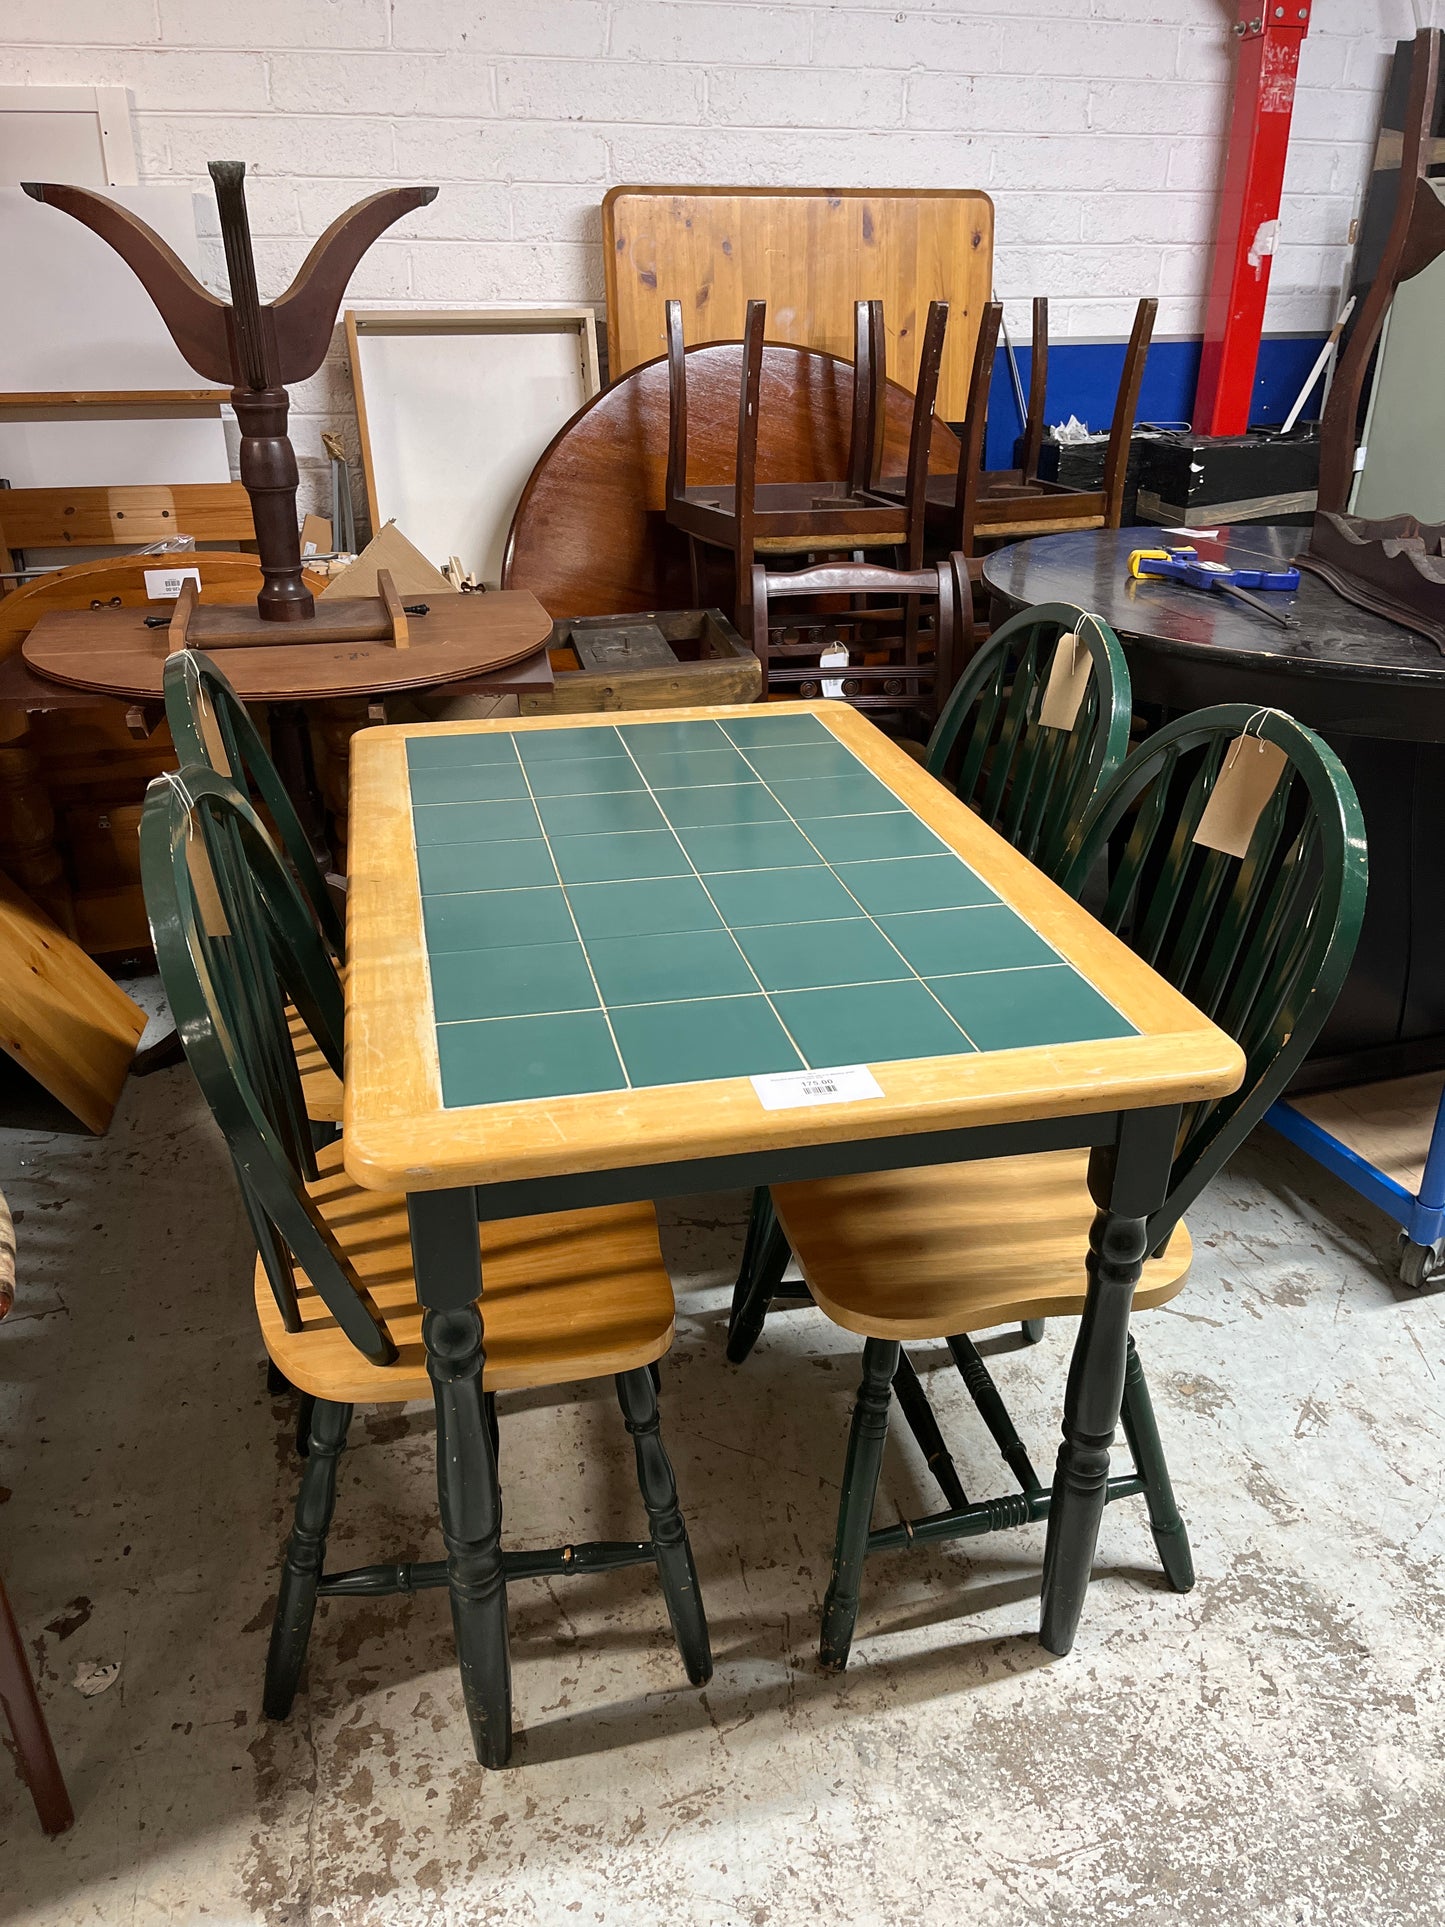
404,712,1137,1110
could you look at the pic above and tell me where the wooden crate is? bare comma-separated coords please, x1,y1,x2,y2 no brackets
520,608,762,715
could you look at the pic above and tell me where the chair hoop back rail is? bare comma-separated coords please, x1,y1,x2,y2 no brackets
925,601,1133,883
162,647,344,958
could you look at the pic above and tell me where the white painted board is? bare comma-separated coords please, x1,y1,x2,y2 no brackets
0,184,230,487
351,312,598,585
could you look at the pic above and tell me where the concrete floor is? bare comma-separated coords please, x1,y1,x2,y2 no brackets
2,1050,1443,1926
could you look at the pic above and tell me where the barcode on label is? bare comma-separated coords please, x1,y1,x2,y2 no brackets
751,1064,884,1111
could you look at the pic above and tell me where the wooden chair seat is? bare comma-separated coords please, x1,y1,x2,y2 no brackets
772,1148,1192,1340
255,1141,675,1401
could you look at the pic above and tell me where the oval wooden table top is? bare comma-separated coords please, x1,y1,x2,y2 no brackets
502,341,960,619
21,588,554,704
982,524,1445,742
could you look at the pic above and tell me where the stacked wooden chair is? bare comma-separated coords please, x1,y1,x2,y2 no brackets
738,705,1367,1666
146,661,712,1766
664,297,948,646
746,554,970,731
730,600,1134,1362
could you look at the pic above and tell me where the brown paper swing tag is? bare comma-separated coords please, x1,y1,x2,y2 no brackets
185,817,231,937
194,687,233,777
1037,631,1092,730
1192,734,1288,859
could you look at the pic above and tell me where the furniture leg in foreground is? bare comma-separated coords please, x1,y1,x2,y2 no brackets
0,1575,74,1835
1040,1103,1179,1655
408,1187,512,1769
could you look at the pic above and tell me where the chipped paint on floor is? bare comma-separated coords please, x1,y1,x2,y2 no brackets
1,1059,1443,1924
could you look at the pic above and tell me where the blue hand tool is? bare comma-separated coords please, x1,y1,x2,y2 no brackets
1128,545,1300,628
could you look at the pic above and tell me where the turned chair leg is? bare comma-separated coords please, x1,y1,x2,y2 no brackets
891,1349,969,1510
264,1398,352,1719
620,1364,716,1680
946,1333,1042,1492
616,1367,712,1685
820,1337,899,1672
0,1575,73,1835
1119,1336,1194,1593
1021,1319,1046,1345
727,1188,794,1364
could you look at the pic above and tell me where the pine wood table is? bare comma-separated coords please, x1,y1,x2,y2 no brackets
344,701,1242,1660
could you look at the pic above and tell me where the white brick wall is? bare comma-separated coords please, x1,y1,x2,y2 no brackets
2,0,1435,515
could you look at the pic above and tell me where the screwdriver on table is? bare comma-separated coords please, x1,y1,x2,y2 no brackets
1127,546,1300,629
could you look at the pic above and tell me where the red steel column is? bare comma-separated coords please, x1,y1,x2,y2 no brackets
1193,2,1312,436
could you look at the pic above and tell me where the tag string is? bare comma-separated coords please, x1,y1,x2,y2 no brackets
1242,706,1284,741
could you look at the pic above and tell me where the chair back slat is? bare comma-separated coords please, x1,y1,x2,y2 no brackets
926,602,1132,884
141,767,397,1368
163,648,344,957
1061,704,1368,1245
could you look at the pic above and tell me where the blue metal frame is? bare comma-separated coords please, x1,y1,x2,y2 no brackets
1266,1087,1445,1258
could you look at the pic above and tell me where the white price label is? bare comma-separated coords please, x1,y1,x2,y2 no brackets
750,1064,884,1111
144,566,202,600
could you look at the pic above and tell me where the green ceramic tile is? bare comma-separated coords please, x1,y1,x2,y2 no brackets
702,864,862,927
617,719,729,756
720,714,832,748
653,782,787,829
566,876,723,942
743,740,866,782
408,761,531,805
767,773,904,820
423,886,575,955
803,812,947,863
833,855,999,917
550,829,689,885
515,725,622,764
772,981,973,1068
407,733,521,771
584,928,756,1006
428,939,597,1022
925,965,1137,1052
535,789,666,837
735,917,909,991
880,904,1058,977
610,996,801,1088
418,837,556,895
626,746,755,788
677,819,822,873
437,1010,624,1108
524,755,646,798
411,798,542,846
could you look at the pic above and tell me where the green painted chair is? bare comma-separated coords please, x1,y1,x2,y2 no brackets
727,601,1134,1365
139,766,711,1766
164,647,344,1128
763,704,1367,1667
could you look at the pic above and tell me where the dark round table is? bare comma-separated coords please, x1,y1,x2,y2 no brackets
983,525,1445,1086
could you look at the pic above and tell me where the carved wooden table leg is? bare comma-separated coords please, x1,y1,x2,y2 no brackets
0,708,76,936
1039,1104,1179,1656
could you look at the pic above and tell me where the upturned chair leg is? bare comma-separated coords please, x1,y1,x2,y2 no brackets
264,1397,352,1719
616,1367,712,1685
727,1188,793,1363
891,1349,969,1510
820,1337,899,1672
1118,1336,1194,1593
425,1305,512,1769
0,1575,73,1835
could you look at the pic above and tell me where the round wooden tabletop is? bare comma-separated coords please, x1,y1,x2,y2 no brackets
21,589,554,704
502,340,960,619
982,524,1445,742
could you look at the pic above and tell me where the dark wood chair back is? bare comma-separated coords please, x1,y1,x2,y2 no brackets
747,554,968,724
